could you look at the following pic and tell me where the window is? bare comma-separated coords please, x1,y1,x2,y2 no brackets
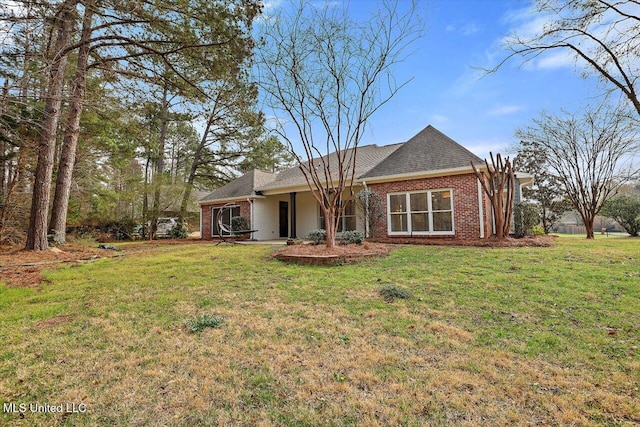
212,205,240,236
388,190,454,235
319,199,356,232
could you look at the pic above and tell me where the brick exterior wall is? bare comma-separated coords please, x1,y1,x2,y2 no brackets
368,173,491,239
200,201,251,239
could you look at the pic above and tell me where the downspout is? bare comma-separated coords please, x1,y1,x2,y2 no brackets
362,181,370,238
199,204,203,239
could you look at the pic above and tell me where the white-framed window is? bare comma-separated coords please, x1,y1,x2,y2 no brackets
387,189,454,235
319,199,356,232
212,205,240,236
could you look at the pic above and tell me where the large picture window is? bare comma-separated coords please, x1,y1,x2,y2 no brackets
212,205,240,236
387,190,454,235
319,199,356,232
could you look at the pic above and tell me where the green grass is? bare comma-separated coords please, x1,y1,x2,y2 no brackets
0,237,638,426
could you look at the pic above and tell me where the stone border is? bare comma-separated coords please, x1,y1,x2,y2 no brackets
273,248,390,266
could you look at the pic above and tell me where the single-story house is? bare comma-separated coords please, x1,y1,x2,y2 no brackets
198,125,533,241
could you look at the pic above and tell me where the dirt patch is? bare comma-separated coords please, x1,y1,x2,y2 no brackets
0,244,119,288
370,236,555,248
273,242,391,265
35,315,73,329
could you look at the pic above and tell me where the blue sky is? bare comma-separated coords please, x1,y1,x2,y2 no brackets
260,0,605,160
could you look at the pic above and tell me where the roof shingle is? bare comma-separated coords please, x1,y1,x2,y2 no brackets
199,169,276,203
361,125,484,179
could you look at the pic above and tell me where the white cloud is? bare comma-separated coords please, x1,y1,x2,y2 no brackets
486,104,525,117
536,50,575,70
460,23,480,36
445,22,480,36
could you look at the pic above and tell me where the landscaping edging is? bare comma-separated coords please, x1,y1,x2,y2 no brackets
273,249,389,265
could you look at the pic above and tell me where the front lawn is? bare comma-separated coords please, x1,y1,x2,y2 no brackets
1,237,638,425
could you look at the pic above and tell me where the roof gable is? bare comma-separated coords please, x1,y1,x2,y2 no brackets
199,169,276,203
360,125,484,179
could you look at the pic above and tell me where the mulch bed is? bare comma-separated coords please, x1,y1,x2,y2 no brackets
273,242,391,265
370,236,555,248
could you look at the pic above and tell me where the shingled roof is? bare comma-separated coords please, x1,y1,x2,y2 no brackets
200,125,485,201
199,169,276,203
255,143,402,192
361,125,484,179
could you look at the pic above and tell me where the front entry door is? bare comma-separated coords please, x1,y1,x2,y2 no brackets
279,201,289,238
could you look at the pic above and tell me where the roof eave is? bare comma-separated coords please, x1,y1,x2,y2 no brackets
198,194,265,206
360,165,487,184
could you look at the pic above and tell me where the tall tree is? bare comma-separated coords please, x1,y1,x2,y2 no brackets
515,104,638,239
49,0,94,241
179,75,263,218
516,144,572,233
258,0,420,248
4,0,262,248
26,0,78,250
238,135,293,174
496,0,640,117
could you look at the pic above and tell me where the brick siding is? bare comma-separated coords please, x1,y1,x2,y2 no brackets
200,201,251,239
368,173,491,239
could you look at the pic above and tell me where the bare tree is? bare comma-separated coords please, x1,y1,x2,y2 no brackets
258,0,420,248
471,153,516,240
495,0,640,117
515,104,638,239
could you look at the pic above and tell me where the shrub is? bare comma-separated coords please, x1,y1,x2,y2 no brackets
307,229,326,244
601,195,640,237
231,216,251,232
379,285,412,302
170,219,189,239
186,315,225,333
341,230,364,245
355,189,384,237
514,202,541,238
531,225,546,236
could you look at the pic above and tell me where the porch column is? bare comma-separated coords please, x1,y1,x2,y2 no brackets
290,192,297,238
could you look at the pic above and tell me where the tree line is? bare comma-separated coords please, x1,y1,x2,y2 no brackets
0,0,291,249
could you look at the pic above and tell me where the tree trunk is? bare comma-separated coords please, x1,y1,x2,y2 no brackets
151,85,169,239
50,3,94,242
324,203,337,249
584,215,595,239
180,120,211,219
25,1,76,251
0,80,8,200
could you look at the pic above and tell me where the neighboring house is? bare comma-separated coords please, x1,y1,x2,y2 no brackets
198,125,532,240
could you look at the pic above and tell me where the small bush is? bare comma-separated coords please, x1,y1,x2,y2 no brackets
170,219,189,239
514,202,540,238
307,229,326,244
48,230,66,245
231,216,251,232
186,315,225,333
531,225,546,237
341,230,364,245
379,285,412,302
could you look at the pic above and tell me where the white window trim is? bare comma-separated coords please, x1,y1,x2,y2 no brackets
387,189,455,236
